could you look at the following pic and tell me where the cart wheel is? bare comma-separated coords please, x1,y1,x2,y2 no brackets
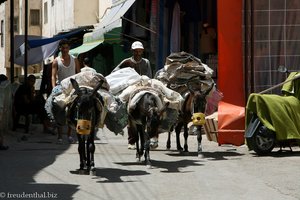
246,123,276,155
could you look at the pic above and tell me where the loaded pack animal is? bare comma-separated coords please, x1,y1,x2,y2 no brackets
128,92,169,168
67,78,104,175
166,82,212,156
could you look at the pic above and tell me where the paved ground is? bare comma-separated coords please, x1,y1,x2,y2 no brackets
1,124,300,200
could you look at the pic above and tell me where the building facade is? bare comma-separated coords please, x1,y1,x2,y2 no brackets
0,0,43,79
0,0,101,79
1,0,300,106
42,0,99,37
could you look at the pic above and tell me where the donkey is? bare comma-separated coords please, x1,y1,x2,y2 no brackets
68,78,104,175
167,83,212,156
128,92,169,168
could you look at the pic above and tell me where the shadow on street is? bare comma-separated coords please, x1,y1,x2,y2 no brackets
115,159,203,173
0,128,79,199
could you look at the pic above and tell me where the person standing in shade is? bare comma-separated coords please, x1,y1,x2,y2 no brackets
81,57,96,72
200,22,217,64
0,74,9,150
51,39,81,144
113,41,154,150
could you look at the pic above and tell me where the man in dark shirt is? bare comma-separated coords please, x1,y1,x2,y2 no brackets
113,41,152,78
113,41,153,149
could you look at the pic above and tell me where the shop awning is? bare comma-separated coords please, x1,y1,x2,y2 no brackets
14,27,91,65
27,29,83,48
14,35,60,66
70,0,136,57
69,39,102,57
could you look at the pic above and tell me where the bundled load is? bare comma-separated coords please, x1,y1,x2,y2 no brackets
53,70,109,108
106,67,184,133
105,67,141,95
45,70,126,135
155,51,215,95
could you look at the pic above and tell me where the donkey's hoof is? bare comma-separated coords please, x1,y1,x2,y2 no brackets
150,142,158,150
198,153,204,158
90,168,96,176
150,138,158,149
78,169,86,175
177,147,183,151
146,164,152,169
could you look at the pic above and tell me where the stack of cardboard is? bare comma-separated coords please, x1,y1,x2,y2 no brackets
203,112,218,143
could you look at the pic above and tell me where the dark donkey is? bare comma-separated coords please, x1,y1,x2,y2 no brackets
68,78,104,175
128,92,169,168
167,83,212,156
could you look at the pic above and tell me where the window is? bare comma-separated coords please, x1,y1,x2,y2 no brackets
13,17,19,32
1,20,4,47
51,0,54,7
44,2,48,24
244,0,300,95
30,9,40,26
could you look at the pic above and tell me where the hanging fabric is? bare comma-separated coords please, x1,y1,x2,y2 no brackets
170,2,181,53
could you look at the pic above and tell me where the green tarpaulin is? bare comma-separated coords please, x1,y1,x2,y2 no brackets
246,72,300,141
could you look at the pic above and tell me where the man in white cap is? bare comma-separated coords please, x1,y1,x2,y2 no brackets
113,41,152,78
113,41,153,149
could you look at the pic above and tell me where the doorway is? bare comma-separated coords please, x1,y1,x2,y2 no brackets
163,0,218,80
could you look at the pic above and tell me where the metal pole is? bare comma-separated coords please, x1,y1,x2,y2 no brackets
250,0,254,93
10,0,14,83
258,74,300,94
244,0,249,101
24,0,28,81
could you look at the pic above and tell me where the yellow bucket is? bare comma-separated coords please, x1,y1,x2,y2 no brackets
76,119,92,135
191,112,206,126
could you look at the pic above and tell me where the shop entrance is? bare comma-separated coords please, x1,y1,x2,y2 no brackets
164,0,218,80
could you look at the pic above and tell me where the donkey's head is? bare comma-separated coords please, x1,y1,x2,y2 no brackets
187,82,213,126
146,100,169,138
187,82,212,113
70,78,104,134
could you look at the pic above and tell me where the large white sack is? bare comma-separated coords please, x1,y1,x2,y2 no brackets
105,67,141,95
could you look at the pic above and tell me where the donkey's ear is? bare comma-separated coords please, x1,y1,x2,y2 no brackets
92,80,104,96
202,83,214,96
70,78,80,94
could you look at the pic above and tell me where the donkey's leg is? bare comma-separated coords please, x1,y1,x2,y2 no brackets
175,123,183,151
88,132,96,175
135,136,141,162
183,124,189,152
86,135,91,171
77,134,86,173
138,125,145,157
167,126,174,149
196,126,203,157
166,131,171,150
144,131,151,167
135,127,141,162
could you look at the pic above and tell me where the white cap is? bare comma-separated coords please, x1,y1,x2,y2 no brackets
131,41,144,50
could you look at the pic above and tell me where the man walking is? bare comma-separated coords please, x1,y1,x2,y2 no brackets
51,39,80,143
